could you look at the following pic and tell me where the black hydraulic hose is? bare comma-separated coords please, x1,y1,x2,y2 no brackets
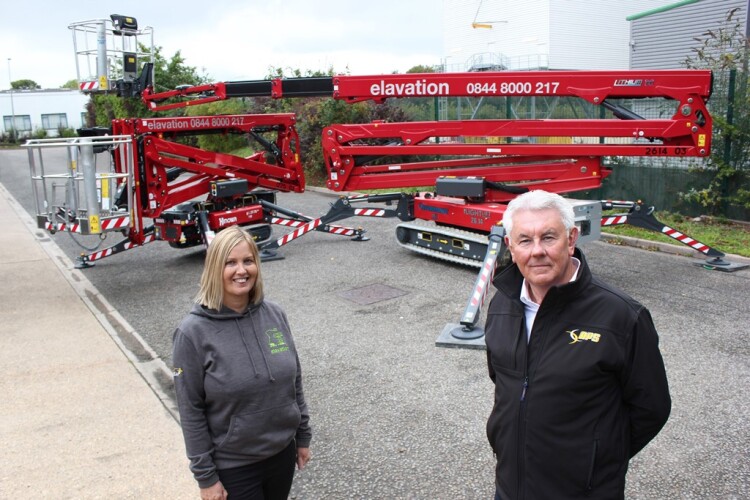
600,100,645,120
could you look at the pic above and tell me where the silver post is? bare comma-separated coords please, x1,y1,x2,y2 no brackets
7,58,16,143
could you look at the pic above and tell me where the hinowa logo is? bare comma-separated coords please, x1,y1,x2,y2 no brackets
266,328,289,354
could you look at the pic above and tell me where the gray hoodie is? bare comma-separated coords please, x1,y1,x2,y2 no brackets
172,299,311,488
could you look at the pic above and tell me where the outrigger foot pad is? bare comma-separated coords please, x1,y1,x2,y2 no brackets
75,256,95,269
694,257,749,272
435,323,487,350
259,250,285,262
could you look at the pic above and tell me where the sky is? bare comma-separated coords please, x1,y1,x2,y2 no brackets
0,0,444,90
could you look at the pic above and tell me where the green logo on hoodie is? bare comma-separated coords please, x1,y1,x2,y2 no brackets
266,328,289,354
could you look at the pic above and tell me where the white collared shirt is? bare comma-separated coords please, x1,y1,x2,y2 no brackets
519,257,581,342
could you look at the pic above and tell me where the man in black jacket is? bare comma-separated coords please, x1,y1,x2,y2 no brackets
485,190,671,500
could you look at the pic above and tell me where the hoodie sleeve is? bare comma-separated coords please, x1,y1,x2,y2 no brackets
278,307,312,448
172,326,220,489
294,353,312,448
621,307,671,458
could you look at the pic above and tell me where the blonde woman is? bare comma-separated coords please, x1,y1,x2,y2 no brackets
173,226,311,500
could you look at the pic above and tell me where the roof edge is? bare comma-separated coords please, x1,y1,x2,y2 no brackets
627,0,702,21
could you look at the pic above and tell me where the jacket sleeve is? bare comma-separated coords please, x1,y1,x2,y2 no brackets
621,307,671,458
172,327,220,488
486,347,497,383
279,308,312,448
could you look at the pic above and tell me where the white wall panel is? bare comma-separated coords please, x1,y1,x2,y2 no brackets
443,0,674,70
630,0,748,69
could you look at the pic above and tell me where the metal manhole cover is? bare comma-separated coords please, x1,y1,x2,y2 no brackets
338,283,408,305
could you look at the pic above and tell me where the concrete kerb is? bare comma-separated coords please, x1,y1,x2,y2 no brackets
0,182,180,422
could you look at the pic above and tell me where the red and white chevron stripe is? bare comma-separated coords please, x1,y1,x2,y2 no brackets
271,217,305,228
327,225,356,236
272,217,354,236
354,208,386,217
661,227,710,254
602,215,628,226
470,260,495,307
45,222,81,233
100,216,130,231
276,219,322,247
79,81,99,91
87,234,156,262
87,249,114,262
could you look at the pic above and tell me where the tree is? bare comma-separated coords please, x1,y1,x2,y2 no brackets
682,8,750,215
406,64,438,74
11,79,40,90
61,79,79,90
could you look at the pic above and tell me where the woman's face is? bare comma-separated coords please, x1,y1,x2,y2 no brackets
222,241,258,308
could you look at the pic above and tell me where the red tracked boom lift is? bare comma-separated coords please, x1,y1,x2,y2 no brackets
26,16,746,348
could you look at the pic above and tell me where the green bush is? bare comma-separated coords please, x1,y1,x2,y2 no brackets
58,127,78,138
31,127,48,139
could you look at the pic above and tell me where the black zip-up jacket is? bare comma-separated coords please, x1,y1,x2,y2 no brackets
485,248,670,500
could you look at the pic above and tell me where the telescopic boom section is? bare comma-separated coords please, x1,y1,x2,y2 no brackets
141,69,712,107
330,70,713,103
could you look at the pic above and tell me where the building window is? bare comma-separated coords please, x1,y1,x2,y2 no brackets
42,113,69,130
3,115,31,132
3,115,32,132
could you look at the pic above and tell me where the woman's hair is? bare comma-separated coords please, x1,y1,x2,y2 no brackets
502,190,575,239
195,226,264,310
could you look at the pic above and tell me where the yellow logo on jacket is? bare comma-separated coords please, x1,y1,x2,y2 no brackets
567,329,601,344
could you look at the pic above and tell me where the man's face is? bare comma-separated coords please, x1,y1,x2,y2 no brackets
506,208,578,297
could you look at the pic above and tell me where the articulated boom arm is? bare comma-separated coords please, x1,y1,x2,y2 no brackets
110,113,304,243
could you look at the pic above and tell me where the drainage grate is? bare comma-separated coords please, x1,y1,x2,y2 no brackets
338,283,408,305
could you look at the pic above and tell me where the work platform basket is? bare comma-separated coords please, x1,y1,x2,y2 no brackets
23,135,135,237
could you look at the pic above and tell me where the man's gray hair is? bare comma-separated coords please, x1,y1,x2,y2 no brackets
502,190,575,238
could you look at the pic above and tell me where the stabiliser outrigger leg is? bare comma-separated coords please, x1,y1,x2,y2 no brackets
601,201,749,272
434,197,749,350
75,226,157,268
436,226,506,349
257,193,414,260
